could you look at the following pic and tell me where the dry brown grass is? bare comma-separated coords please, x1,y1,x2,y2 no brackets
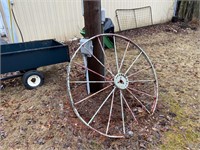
1,22,199,150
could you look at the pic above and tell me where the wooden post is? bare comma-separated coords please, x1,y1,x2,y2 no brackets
83,0,104,93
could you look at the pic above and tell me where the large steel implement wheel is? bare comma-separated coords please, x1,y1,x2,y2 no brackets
67,33,158,138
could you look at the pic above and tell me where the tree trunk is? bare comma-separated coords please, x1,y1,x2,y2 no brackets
192,1,200,21
177,0,200,22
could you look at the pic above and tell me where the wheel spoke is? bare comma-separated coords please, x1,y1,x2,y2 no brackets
88,87,116,125
70,81,113,84
120,90,125,134
119,41,130,72
97,37,115,77
75,85,112,105
126,88,150,114
113,36,119,73
84,46,114,77
129,80,155,83
128,66,151,78
121,91,138,123
74,62,111,81
106,88,116,135
128,87,154,98
125,52,142,75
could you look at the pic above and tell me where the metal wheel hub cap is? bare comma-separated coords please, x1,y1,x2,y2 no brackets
114,73,129,90
27,75,41,87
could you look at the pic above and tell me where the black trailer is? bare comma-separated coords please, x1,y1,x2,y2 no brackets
1,39,70,89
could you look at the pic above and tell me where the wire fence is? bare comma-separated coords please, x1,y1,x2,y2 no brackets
116,6,153,31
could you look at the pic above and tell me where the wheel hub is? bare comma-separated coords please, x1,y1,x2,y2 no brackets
114,73,129,90
27,75,41,87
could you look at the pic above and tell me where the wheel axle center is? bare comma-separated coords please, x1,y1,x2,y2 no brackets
114,73,129,90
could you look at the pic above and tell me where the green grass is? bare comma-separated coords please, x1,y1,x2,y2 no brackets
160,93,199,150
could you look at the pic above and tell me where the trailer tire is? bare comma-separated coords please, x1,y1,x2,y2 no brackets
22,70,44,90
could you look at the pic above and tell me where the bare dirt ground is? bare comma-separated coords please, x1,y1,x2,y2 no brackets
1,22,199,150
